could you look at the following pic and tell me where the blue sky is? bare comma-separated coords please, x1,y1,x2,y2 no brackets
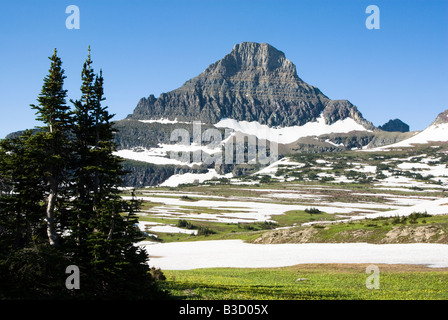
1,0,447,138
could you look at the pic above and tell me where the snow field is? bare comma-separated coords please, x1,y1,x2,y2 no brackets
128,194,387,226
138,240,448,270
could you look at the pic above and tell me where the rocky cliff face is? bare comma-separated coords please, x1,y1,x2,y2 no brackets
129,42,374,130
120,160,208,187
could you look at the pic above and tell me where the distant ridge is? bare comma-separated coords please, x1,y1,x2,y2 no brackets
379,119,410,132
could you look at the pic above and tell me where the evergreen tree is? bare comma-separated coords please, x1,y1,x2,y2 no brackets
29,48,72,247
0,131,47,251
0,131,74,300
69,47,96,258
0,48,167,299
0,49,74,299
69,48,164,299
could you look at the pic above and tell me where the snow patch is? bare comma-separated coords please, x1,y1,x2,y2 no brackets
254,157,305,176
160,169,233,187
214,115,370,144
351,197,448,220
139,118,192,124
113,142,220,167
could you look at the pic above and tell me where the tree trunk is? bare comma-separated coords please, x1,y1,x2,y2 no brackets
46,179,59,246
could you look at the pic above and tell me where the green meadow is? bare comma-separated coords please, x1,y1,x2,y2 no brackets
160,264,448,300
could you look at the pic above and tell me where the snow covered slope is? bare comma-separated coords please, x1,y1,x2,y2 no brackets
367,110,448,150
215,115,370,144
113,143,221,166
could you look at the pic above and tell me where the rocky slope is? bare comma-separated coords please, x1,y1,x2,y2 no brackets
253,224,448,244
128,42,375,130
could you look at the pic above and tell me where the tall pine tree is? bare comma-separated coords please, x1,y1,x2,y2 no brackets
0,50,73,298
69,48,163,299
30,48,72,247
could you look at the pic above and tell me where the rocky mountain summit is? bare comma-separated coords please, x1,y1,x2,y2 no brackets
128,42,374,130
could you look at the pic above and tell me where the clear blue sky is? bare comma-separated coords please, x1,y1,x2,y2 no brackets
1,0,447,138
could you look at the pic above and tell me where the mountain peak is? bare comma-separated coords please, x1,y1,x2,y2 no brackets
129,42,374,130
198,41,298,81
229,42,287,69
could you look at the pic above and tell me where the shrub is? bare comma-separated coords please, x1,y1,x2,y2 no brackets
408,211,431,224
391,212,431,225
376,172,387,180
0,245,73,299
365,223,378,227
305,207,321,215
307,172,319,180
239,221,278,230
260,175,272,183
149,267,166,281
392,216,405,224
180,195,197,201
177,219,197,229
197,226,216,236
376,163,391,171
320,176,335,182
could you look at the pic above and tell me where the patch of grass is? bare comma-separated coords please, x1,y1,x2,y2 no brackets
273,209,335,227
138,200,165,210
311,221,392,243
160,264,448,300
140,217,267,243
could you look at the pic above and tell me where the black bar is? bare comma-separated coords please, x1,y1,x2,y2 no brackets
2,299,447,318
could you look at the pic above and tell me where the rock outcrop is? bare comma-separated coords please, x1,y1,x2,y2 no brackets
379,119,410,132
432,109,448,125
